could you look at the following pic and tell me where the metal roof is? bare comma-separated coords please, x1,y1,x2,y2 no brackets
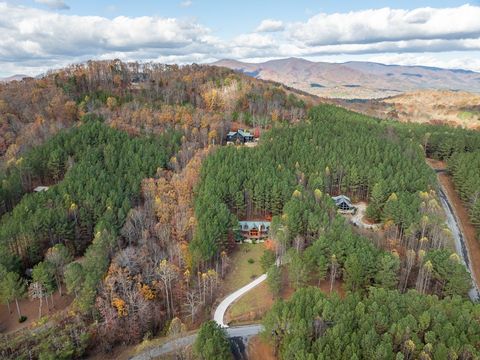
332,195,353,205
34,186,49,192
238,221,271,230
237,129,252,137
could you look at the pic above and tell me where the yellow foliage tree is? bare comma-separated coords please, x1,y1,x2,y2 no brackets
112,297,128,317
139,284,156,300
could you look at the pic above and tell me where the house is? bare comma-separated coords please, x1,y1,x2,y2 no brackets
332,195,355,213
34,186,49,192
238,221,270,239
226,129,254,143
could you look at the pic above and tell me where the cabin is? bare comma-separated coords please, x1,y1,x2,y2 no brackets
332,195,355,213
226,129,254,144
238,221,270,240
34,186,49,192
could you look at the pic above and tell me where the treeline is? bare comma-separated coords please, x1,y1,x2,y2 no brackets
408,123,480,160
0,120,180,271
263,287,480,359
0,60,309,162
394,119,480,242
448,151,480,238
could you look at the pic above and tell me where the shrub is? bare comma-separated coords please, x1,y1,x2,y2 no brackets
248,258,255,264
18,315,27,323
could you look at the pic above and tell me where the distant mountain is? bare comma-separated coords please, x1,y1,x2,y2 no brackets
0,74,28,83
214,58,480,99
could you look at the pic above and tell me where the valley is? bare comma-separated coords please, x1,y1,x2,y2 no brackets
3,1,480,359
1,60,480,360
215,58,480,100
216,58,480,130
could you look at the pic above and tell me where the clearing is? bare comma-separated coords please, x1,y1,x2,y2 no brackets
226,266,345,325
0,291,73,334
222,243,265,295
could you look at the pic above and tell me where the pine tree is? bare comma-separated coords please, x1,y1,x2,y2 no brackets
374,253,400,290
194,321,232,360
267,265,282,298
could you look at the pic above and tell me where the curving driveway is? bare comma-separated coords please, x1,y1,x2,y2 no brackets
128,324,263,360
213,273,267,327
128,273,268,359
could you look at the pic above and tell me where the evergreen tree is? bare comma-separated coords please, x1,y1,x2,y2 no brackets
194,321,232,360
374,253,400,290
267,265,282,298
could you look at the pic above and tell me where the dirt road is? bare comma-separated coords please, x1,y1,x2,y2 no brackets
432,165,480,301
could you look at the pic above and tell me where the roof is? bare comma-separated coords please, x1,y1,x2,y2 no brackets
239,221,271,231
227,131,237,136
332,195,353,206
237,129,252,137
34,186,49,192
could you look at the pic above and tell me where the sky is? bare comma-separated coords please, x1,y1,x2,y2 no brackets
2,0,480,76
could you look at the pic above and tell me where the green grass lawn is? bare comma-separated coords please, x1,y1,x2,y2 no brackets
227,282,273,321
222,243,265,294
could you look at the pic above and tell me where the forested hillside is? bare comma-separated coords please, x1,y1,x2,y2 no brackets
0,61,310,359
0,60,309,162
264,287,480,359
193,104,469,294
1,61,479,359
194,105,438,263
192,104,478,359
0,120,180,269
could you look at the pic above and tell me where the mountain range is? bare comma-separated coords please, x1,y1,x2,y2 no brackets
0,74,28,83
214,58,480,99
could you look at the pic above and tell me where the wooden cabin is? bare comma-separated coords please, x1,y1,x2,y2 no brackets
226,129,254,144
238,221,271,239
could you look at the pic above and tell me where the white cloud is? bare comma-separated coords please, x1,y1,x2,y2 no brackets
362,52,480,72
288,5,480,46
34,0,70,10
2,2,480,76
0,3,218,60
255,19,284,32
180,0,192,8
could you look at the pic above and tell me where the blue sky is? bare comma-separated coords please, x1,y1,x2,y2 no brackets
2,0,480,76
20,0,477,37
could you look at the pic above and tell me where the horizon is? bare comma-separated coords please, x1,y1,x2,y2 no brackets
5,56,480,79
2,1,480,76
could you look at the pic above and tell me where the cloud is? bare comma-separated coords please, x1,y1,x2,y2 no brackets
0,2,218,60
288,5,480,46
34,0,70,10
180,0,192,8
2,2,480,76
255,19,284,32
